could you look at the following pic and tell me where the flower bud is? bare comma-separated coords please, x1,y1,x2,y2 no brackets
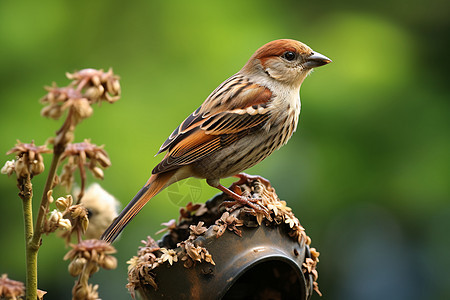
91,167,104,179
50,106,63,119
58,218,72,231
68,257,87,276
92,75,101,87
55,199,67,212
70,205,87,219
41,105,63,119
30,159,45,175
85,85,104,100
1,160,15,176
106,79,120,95
46,91,55,102
112,80,120,94
49,209,62,223
81,215,89,234
73,283,88,300
83,251,91,260
65,71,75,80
56,196,72,211
14,156,30,178
95,152,111,168
47,190,54,204
73,98,93,120
57,92,67,102
40,105,52,117
100,255,117,270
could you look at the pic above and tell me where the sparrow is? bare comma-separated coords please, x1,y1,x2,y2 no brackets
101,39,331,243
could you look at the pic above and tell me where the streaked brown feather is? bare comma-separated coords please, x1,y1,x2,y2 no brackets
100,170,175,243
153,130,239,174
153,77,273,174
201,112,268,134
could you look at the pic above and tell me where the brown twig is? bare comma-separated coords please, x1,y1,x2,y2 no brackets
76,156,86,204
32,146,65,247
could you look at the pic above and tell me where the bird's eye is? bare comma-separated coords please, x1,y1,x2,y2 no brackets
282,51,296,61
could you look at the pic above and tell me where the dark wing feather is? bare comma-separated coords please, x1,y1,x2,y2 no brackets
156,106,202,155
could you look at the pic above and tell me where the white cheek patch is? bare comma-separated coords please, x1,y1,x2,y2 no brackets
265,67,283,80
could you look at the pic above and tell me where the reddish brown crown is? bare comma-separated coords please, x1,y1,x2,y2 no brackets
253,39,312,64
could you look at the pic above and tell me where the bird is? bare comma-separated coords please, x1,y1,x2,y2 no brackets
101,39,331,243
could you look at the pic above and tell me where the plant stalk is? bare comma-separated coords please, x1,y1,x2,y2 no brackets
19,174,37,300
24,145,63,298
32,146,64,246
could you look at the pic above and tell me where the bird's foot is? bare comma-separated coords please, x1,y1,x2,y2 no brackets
216,184,270,218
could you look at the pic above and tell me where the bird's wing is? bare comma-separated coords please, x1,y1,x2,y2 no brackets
152,74,273,174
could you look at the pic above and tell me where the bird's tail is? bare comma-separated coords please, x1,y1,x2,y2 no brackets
100,171,175,243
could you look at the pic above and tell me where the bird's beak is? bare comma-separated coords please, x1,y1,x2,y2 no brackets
303,52,332,69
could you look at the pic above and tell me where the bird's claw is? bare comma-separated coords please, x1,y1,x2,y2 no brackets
220,195,270,219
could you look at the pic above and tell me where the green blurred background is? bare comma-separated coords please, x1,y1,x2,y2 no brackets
1,0,449,299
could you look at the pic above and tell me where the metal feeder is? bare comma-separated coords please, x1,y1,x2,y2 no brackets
129,180,318,300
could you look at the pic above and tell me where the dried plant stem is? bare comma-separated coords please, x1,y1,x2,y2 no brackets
76,157,86,203
32,145,64,245
25,144,64,299
18,174,38,300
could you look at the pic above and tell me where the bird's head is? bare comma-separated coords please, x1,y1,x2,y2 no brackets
242,39,332,88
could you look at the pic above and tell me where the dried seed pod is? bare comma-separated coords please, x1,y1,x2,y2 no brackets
14,156,30,178
56,195,73,211
47,190,54,204
95,151,111,168
58,218,72,231
80,215,89,234
85,85,104,100
68,257,87,276
100,255,117,270
91,167,104,179
48,209,62,224
30,159,45,175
